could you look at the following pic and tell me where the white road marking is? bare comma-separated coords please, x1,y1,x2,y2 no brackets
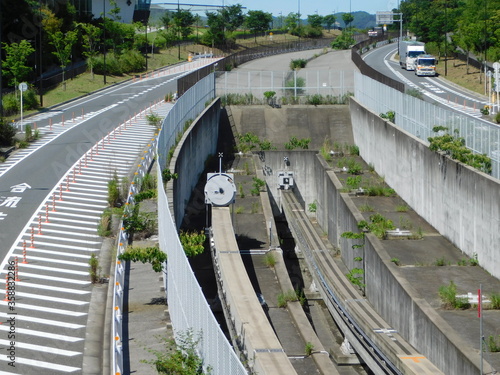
0,280,90,294
0,339,81,357
19,264,89,276
0,301,87,316
0,355,81,372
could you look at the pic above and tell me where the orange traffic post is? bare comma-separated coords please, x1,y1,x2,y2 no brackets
3,275,9,301
59,183,63,201
14,257,20,282
38,214,43,235
52,193,57,212
49,118,53,130
82,108,85,119
45,203,50,223
30,227,35,248
22,241,28,264
62,114,65,126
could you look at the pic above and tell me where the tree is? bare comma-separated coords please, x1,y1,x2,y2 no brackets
342,13,354,30
245,10,273,42
323,14,336,31
48,30,78,90
77,23,101,79
219,4,245,33
0,118,17,147
173,9,195,39
1,40,35,90
307,14,324,29
284,12,301,36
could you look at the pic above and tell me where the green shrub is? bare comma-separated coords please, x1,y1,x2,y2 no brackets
495,112,500,124
391,258,400,265
305,341,314,356
17,140,29,148
89,253,100,283
24,124,32,142
490,293,500,309
0,119,17,146
91,54,123,75
120,49,146,73
2,93,19,116
23,89,39,110
290,58,307,70
108,174,121,207
487,336,500,352
134,190,156,203
97,209,113,237
306,94,322,106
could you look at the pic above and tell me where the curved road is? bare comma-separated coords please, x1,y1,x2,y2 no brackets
362,43,489,118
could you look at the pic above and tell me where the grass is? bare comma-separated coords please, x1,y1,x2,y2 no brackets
438,281,471,310
263,252,276,268
435,58,486,95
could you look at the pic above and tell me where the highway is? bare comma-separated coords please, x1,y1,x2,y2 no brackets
362,42,489,118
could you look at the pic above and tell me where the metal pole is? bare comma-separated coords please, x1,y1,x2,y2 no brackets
103,0,107,85
38,0,43,107
0,0,3,118
177,0,180,60
479,284,483,375
145,23,148,72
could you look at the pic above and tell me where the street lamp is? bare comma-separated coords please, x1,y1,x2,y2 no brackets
38,0,43,107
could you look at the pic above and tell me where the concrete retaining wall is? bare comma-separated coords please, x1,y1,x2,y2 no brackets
349,98,500,280
169,98,221,228
260,147,484,374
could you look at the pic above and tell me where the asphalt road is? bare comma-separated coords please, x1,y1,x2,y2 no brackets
0,70,180,266
362,42,489,118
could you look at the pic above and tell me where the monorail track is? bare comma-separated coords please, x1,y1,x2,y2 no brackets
281,190,443,375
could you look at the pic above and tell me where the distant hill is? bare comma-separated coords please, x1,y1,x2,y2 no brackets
335,11,376,30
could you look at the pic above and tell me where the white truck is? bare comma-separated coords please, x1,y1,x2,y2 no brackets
415,54,437,76
399,41,426,71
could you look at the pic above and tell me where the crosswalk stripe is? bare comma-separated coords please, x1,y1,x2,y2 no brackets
0,301,87,316
22,234,101,246
41,222,99,232
57,192,108,201
49,205,103,214
42,214,99,225
0,339,81,357
13,255,89,267
30,228,100,238
5,272,91,284
19,264,89,276
0,355,81,372
11,291,89,305
14,247,92,259
0,280,90,294
54,200,106,209
0,312,85,328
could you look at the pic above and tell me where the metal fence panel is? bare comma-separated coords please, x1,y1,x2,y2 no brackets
355,72,500,179
157,74,247,375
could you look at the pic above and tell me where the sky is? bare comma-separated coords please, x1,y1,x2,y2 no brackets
150,0,400,18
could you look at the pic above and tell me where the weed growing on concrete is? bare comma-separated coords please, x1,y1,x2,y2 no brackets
97,209,112,237
367,162,375,172
359,204,374,212
89,253,100,283
469,253,479,266
434,257,447,266
489,293,500,309
457,258,468,266
399,215,413,230
305,342,314,356
251,202,260,213
487,336,500,352
235,206,244,214
277,290,298,308
395,204,409,212
263,252,276,268
438,281,471,310
346,176,362,190
238,183,245,198
107,172,121,207
250,177,265,196
390,258,401,266
308,201,317,213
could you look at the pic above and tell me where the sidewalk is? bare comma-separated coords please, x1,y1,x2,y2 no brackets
121,196,172,374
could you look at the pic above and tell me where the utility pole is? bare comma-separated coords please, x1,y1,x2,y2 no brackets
38,0,43,107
